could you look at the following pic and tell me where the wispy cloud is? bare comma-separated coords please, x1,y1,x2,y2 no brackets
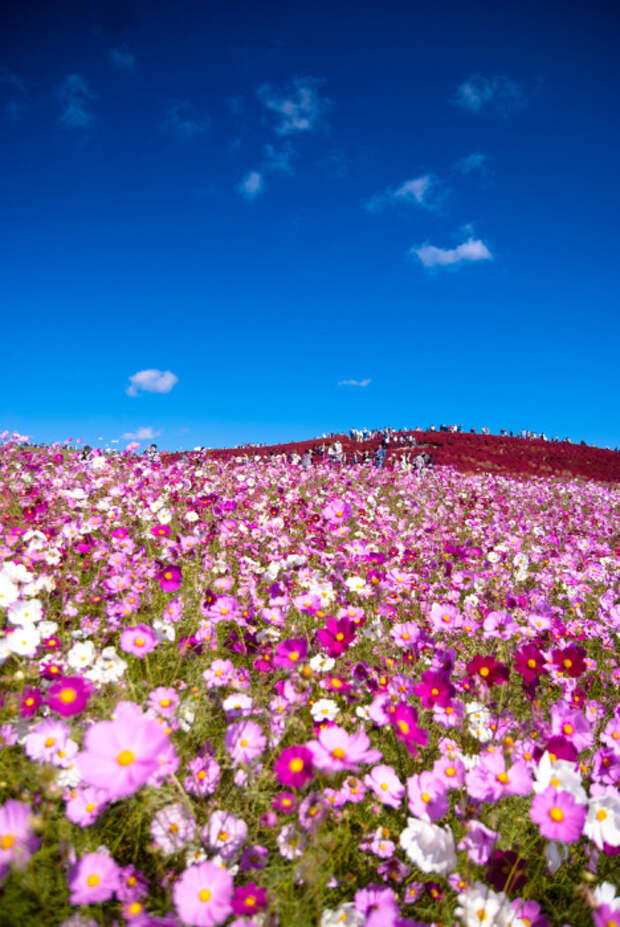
454,75,526,116
263,142,295,173
127,369,178,396
56,74,95,129
109,47,136,70
258,76,329,135
365,174,439,212
121,425,160,441
1,69,27,118
236,171,264,199
161,102,208,140
338,378,372,387
454,153,488,175
412,237,492,268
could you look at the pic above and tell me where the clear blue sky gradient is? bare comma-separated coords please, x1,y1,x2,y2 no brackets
2,0,619,449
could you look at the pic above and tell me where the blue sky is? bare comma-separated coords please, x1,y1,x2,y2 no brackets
2,0,619,450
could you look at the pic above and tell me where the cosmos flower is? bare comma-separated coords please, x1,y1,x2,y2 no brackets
68,851,121,905
306,725,382,774
77,701,174,799
529,786,586,842
47,676,91,717
0,801,40,881
274,745,315,788
172,861,233,927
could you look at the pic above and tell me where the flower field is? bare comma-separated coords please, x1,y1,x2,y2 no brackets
1,439,619,927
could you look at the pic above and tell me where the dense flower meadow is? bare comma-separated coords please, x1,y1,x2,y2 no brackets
1,439,619,927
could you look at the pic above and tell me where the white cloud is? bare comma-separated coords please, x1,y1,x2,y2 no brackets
412,237,492,268
109,48,136,70
454,75,526,115
365,174,438,212
338,378,372,387
127,369,178,396
161,103,207,140
258,76,329,135
263,142,295,173
57,74,95,129
237,171,264,199
121,426,160,441
455,153,488,175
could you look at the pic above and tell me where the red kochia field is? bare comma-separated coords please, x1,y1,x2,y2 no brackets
0,438,619,927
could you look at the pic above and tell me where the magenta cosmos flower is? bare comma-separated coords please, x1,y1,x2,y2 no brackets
529,786,586,842
77,701,175,799
273,638,308,669
274,745,314,788
47,676,91,717
120,624,158,657
172,860,233,926
306,725,381,774
68,851,120,904
158,564,182,593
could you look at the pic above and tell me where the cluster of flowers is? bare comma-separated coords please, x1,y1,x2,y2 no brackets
0,436,619,927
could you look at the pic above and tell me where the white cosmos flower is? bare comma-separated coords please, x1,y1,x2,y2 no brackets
309,654,335,672
1,562,33,584
7,598,43,625
66,641,96,670
0,575,20,609
399,816,456,875
310,699,339,722
8,624,42,657
455,881,517,927
533,753,587,804
584,789,620,850
592,881,620,908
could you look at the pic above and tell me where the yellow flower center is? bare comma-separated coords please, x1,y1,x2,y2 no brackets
44,737,55,748
596,809,608,821
288,651,300,662
87,874,100,887
479,666,490,677
421,792,430,803
1,834,16,850
445,766,456,777
496,772,509,784
563,724,573,735
289,758,304,772
117,750,135,766
331,747,346,759
549,807,564,822
198,889,212,902
59,688,77,704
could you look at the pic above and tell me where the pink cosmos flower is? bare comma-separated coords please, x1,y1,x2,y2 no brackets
225,721,267,765
273,638,308,669
151,803,197,855
407,771,449,822
322,499,352,522
24,718,71,764
172,860,233,927
429,602,462,633
158,565,182,593
549,704,593,752
120,624,158,657
184,755,221,796
465,752,532,803
64,786,109,826
147,686,180,717
77,701,174,799
68,851,120,905
47,676,91,717
204,809,248,859
529,786,586,842
274,745,314,789
457,820,499,865
364,764,404,808
0,800,40,881
306,725,382,774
